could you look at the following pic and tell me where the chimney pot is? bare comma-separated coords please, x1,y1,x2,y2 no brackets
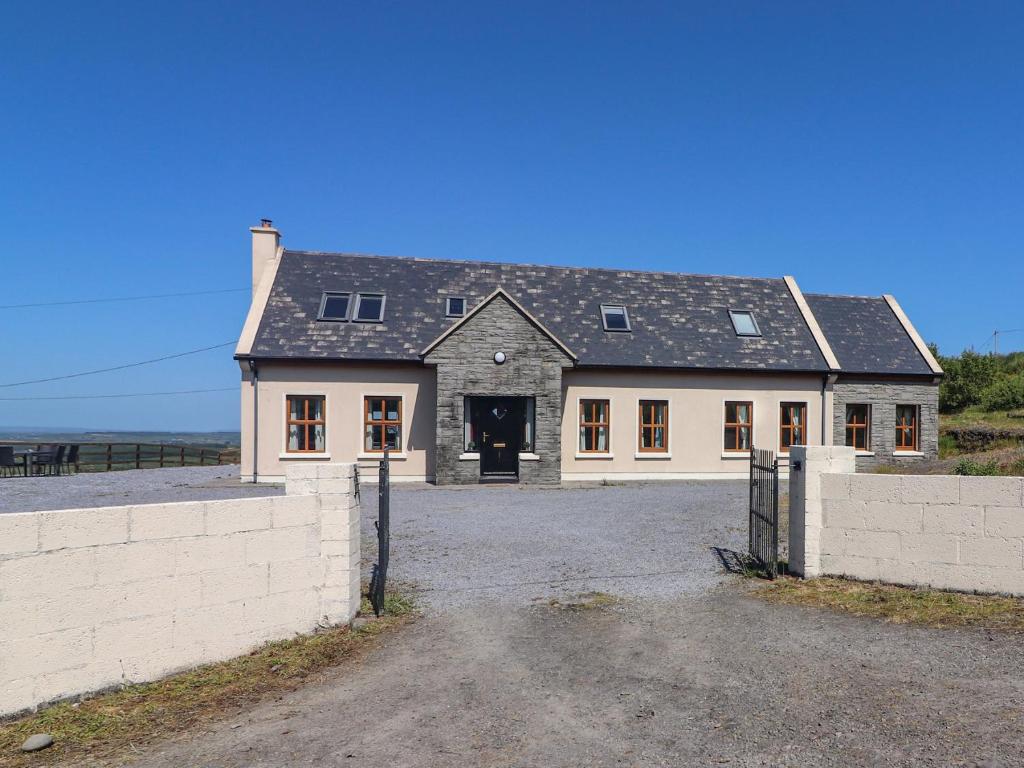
260,218,273,229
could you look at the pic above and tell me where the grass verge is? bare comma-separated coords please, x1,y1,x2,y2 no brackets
0,591,414,768
754,576,1024,631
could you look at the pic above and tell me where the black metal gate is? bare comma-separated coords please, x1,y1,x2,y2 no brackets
368,449,391,616
748,446,780,578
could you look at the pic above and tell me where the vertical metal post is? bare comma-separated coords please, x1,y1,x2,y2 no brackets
371,448,391,616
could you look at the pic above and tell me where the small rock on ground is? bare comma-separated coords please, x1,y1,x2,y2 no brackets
21,733,53,752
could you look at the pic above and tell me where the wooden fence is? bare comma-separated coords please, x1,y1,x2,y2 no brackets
2,442,241,473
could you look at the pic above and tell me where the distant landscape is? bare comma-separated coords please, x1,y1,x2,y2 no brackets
0,428,240,448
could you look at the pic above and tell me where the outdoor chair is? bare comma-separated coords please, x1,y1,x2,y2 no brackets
64,444,80,475
31,444,56,475
33,445,66,476
0,446,21,478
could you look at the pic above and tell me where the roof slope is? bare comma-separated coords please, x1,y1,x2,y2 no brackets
804,294,933,375
249,251,830,372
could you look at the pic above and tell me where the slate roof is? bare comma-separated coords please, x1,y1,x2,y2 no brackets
249,251,831,372
804,294,933,376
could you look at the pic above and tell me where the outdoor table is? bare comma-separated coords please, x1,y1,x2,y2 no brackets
11,448,37,477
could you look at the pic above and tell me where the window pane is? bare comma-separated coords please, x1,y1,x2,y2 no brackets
314,424,325,452
309,398,323,421
385,399,400,420
781,407,792,426
653,427,665,448
725,403,736,423
288,424,300,451
791,407,802,426
793,424,804,445
737,404,750,424
289,398,303,420
321,294,349,319
596,426,608,451
602,306,629,330
370,400,383,421
385,425,401,451
654,402,667,423
580,426,590,451
725,428,737,450
739,426,751,449
730,311,759,335
366,424,382,451
781,430,792,449
356,294,384,321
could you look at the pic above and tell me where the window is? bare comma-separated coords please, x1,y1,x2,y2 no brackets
728,310,761,337
286,396,325,453
779,402,807,453
895,405,919,451
579,399,610,453
638,400,668,452
523,397,535,451
318,292,351,321
446,297,466,317
353,293,386,322
600,304,631,332
845,404,871,451
724,401,753,451
364,397,402,452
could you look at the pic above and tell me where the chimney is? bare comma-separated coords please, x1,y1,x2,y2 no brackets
250,219,281,293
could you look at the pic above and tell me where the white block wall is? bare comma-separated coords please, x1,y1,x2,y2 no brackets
790,447,1024,595
0,463,361,717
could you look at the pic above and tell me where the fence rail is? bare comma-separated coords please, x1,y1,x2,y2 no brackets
1,441,241,473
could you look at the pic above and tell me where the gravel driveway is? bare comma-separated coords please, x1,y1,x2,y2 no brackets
90,481,1024,767
360,481,748,610
0,466,282,513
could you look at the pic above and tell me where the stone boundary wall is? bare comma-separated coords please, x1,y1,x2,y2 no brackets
790,446,1024,595
0,463,360,717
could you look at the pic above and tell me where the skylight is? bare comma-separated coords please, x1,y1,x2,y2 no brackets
446,297,466,317
600,304,631,332
318,292,351,321
729,310,761,337
353,293,386,323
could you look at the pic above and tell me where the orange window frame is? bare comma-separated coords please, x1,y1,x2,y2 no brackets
364,397,402,453
779,402,807,454
285,396,325,453
895,405,918,451
724,401,753,452
845,404,870,451
638,400,668,452
579,399,610,453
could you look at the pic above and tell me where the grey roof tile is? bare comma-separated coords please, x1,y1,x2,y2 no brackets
251,251,833,372
805,293,932,375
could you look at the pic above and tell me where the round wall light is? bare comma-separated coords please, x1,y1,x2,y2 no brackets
493,351,507,365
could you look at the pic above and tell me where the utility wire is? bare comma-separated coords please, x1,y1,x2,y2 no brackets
0,342,236,388
0,287,248,310
0,387,236,401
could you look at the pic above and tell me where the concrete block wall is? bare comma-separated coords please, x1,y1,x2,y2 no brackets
791,446,1024,595
0,463,360,717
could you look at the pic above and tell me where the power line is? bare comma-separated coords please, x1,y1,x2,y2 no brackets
0,288,248,310
0,387,236,401
0,342,237,388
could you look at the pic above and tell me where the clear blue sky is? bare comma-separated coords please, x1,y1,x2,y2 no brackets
2,2,1022,431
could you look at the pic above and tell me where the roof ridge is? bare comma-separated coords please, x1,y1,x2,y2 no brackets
282,249,784,284
805,291,882,300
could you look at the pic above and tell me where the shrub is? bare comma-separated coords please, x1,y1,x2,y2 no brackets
938,433,959,458
954,458,1002,476
980,377,1024,411
938,350,999,412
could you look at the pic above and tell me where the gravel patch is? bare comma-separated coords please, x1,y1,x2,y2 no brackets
0,466,283,513
360,480,748,611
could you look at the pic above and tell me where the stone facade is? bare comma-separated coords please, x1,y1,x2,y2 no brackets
831,378,939,470
423,293,574,485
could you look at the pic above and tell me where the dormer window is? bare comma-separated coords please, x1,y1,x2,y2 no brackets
600,304,631,332
446,297,466,317
318,292,351,321
728,310,760,337
353,293,386,323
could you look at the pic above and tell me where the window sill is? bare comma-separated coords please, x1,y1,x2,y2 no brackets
459,452,480,461
893,450,925,457
855,451,875,457
357,452,408,461
519,452,540,462
279,451,331,460
575,452,614,460
635,452,672,460
721,451,751,459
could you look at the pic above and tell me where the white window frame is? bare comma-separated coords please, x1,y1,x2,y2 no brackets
445,297,467,317
352,293,387,323
600,304,632,332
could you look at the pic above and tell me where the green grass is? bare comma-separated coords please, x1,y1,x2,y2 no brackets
756,577,1024,631
0,592,413,767
940,407,1024,431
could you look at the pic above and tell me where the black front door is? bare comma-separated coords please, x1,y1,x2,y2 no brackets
476,397,523,477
